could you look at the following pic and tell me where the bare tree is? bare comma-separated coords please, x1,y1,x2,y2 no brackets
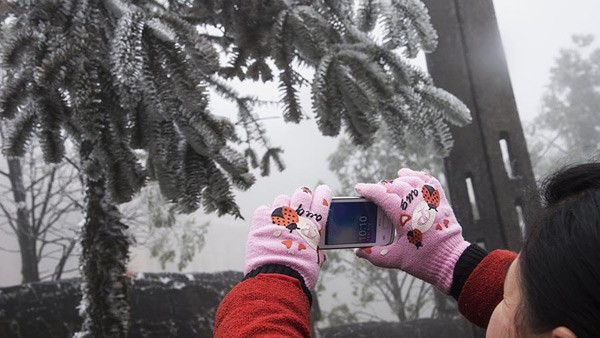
0,134,81,283
526,34,600,179
121,181,209,272
0,136,207,283
320,250,436,325
319,126,445,326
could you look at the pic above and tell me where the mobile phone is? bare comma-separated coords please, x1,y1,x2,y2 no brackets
319,197,395,250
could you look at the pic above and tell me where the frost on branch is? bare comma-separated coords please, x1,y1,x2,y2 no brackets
0,0,471,337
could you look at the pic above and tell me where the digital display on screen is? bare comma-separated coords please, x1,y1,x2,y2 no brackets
325,201,377,245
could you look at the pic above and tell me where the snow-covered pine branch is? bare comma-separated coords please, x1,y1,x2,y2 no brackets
0,0,471,336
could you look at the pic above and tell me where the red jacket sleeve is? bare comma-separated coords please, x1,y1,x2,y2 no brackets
457,249,517,328
214,273,311,338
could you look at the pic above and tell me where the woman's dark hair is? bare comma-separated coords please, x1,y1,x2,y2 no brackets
519,162,600,337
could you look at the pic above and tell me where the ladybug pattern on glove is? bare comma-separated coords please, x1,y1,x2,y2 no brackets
271,206,300,232
421,185,440,211
407,229,423,249
271,206,321,252
404,185,443,249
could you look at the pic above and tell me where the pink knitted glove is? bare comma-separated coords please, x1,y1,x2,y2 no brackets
355,168,470,294
244,185,332,290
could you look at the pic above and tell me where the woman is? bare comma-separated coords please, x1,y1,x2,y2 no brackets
214,163,600,337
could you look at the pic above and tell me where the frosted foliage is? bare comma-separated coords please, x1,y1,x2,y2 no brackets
0,0,470,337
72,332,89,338
527,35,600,179
172,281,185,289
76,285,88,317
121,182,208,271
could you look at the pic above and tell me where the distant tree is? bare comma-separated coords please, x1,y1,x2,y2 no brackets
322,126,444,325
527,34,600,178
123,182,208,272
0,0,469,336
320,250,436,324
329,126,443,194
0,137,206,283
0,134,81,283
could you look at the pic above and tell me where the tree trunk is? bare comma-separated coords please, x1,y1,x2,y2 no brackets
54,239,77,280
6,157,40,283
388,270,407,322
77,140,130,338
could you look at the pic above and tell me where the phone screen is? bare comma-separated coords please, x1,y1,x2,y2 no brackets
325,200,378,245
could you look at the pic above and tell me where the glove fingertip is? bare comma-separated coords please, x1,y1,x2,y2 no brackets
314,184,333,204
397,167,425,176
354,183,380,196
272,194,291,208
354,246,373,258
354,183,367,194
397,168,411,177
316,184,333,194
319,251,327,265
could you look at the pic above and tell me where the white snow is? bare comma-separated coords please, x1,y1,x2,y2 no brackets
77,296,88,317
73,331,90,338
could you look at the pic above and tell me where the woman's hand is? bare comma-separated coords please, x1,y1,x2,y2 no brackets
355,168,470,294
244,185,332,290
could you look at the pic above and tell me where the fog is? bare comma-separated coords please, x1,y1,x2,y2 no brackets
137,0,600,275
1,0,599,326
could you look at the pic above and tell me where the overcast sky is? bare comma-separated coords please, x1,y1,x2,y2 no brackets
2,0,600,289
154,0,600,276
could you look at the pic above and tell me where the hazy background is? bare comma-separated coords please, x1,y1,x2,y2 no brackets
1,0,598,305
144,0,600,275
